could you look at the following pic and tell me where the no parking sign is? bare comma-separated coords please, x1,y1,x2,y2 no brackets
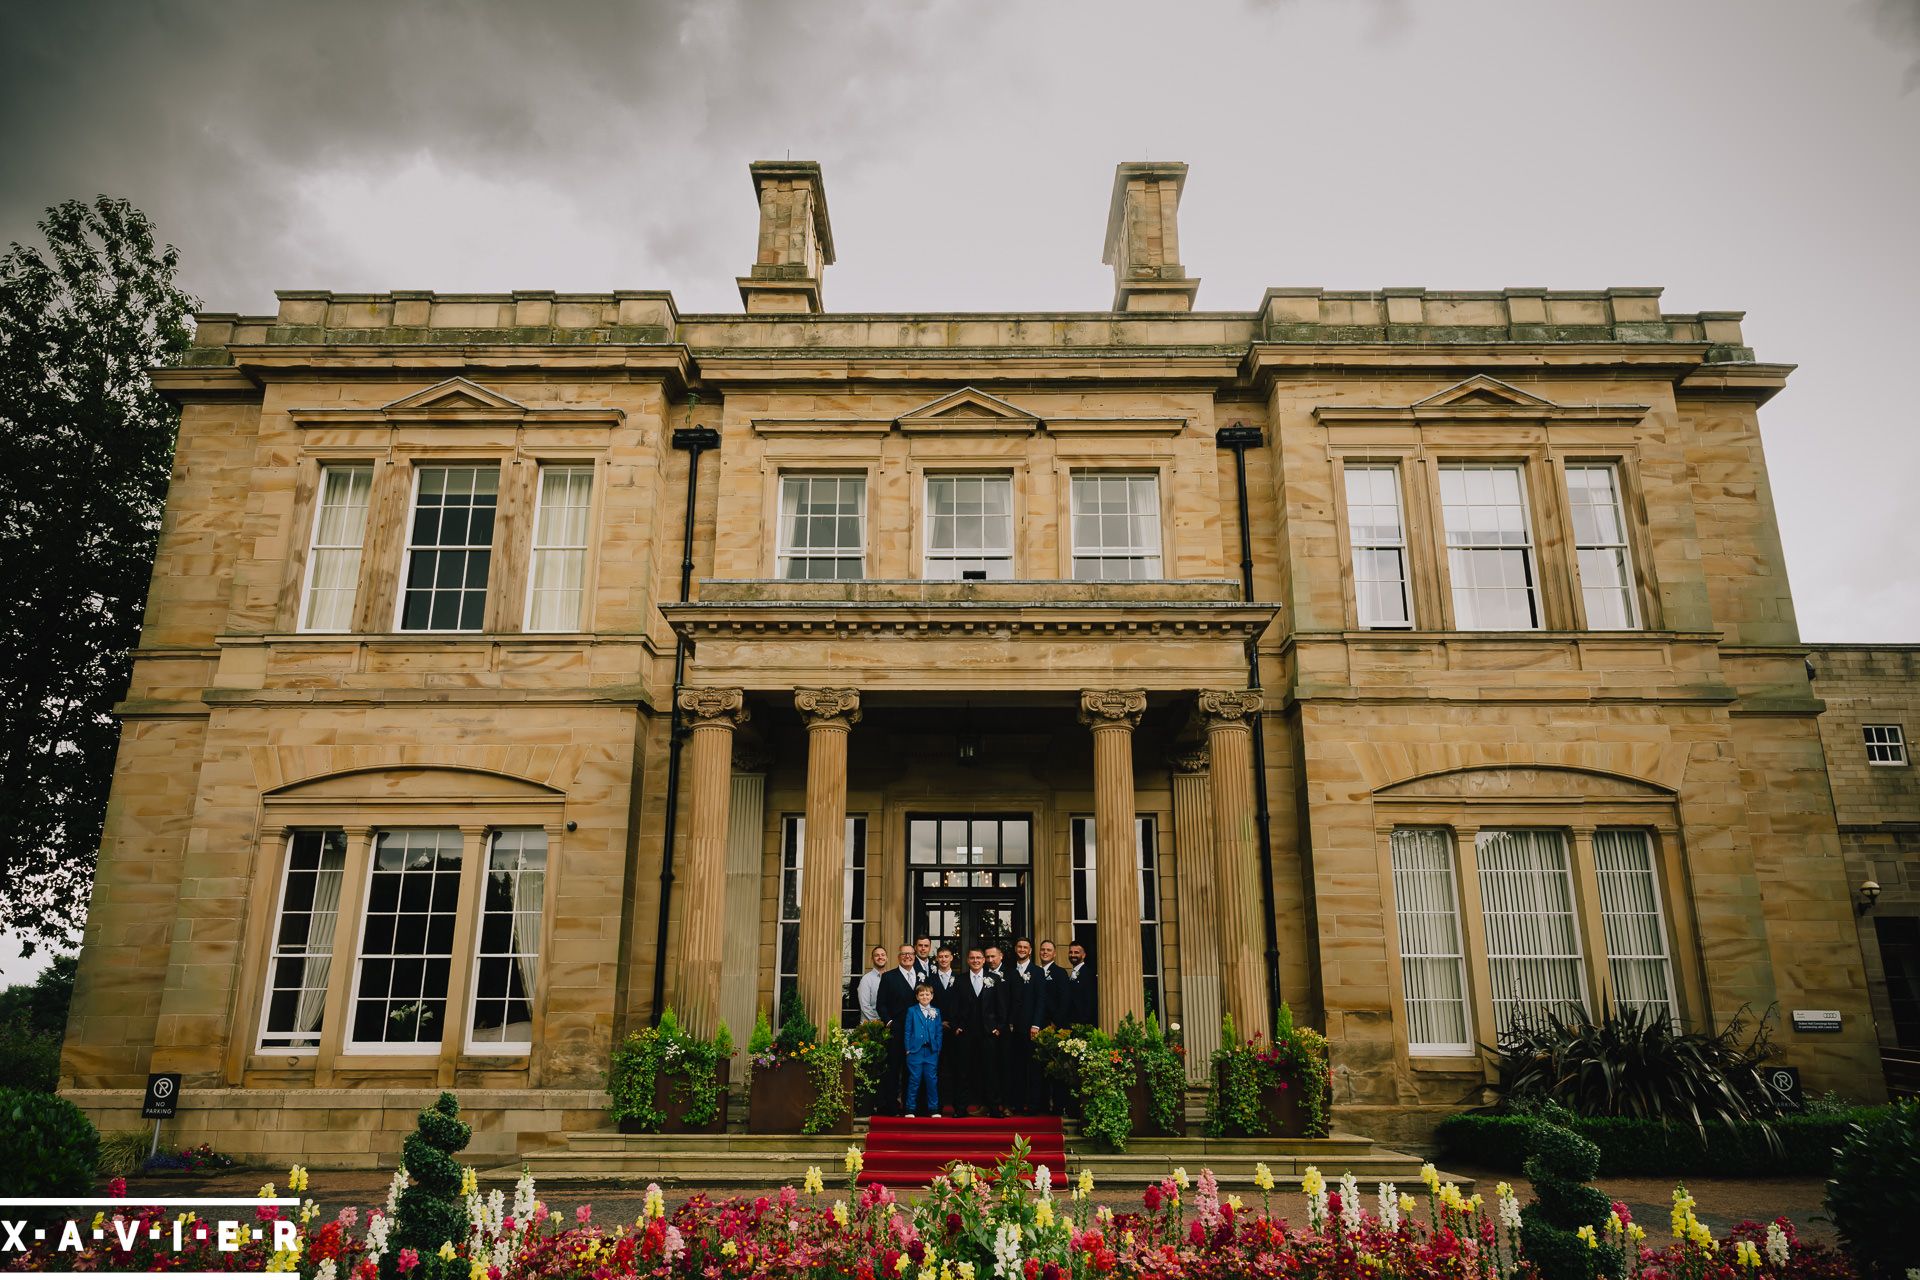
142,1072,180,1119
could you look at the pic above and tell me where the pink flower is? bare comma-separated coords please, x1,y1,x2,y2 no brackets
396,1248,420,1274
575,1203,593,1224
108,1178,127,1198
337,1207,359,1229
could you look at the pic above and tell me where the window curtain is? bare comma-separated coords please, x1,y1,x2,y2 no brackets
1476,829,1586,1033
1389,828,1470,1051
1592,829,1676,1019
294,846,346,1036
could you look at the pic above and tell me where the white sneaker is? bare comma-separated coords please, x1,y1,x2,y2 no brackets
904,1112,916,1118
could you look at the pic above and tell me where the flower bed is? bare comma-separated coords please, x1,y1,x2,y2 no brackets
12,1151,1856,1279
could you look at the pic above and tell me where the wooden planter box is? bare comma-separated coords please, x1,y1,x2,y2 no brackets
617,1058,732,1134
1210,1063,1306,1138
1124,1072,1187,1137
748,1058,855,1134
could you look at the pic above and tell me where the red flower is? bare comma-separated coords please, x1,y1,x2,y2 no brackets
1187,1220,1205,1246
1042,1264,1061,1280
1023,1259,1040,1280
1092,1248,1117,1273
108,1177,127,1198
946,1213,963,1236
1143,1185,1163,1212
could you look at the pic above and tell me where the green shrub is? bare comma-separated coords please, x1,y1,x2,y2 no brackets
606,1007,729,1132
390,1091,470,1276
0,1026,61,1091
1824,1098,1920,1280
0,1087,99,1195
1436,1107,1885,1176
1518,1106,1625,1280
1495,1004,1787,1146
95,1129,149,1177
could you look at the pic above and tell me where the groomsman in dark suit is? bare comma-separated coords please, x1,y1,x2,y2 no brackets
875,943,920,1115
1033,938,1067,1114
928,945,962,1114
950,947,1005,1114
1068,940,1098,1028
1006,937,1047,1113
913,935,935,984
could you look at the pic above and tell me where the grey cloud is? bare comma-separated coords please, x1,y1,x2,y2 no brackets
1872,0,1920,88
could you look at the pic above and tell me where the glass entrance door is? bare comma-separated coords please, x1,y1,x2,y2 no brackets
907,815,1030,960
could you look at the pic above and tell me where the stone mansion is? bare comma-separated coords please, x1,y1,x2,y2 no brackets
59,160,1892,1160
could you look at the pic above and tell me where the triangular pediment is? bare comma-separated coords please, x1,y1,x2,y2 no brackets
896,387,1041,433
1412,376,1556,410
382,377,529,414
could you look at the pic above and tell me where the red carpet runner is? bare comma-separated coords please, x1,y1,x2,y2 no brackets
859,1115,1066,1188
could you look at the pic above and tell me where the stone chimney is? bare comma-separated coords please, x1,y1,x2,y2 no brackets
738,161,836,314
1102,161,1200,312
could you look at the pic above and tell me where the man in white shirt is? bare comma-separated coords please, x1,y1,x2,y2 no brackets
856,944,889,1025
876,943,921,1114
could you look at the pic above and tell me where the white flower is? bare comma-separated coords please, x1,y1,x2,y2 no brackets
1767,1222,1790,1268
1377,1183,1400,1232
384,1169,410,1217
1499,1187,1523,1232
1339,1173,1362,1233
1032,1165,1051,1198
991,1221,1024,1278
315,1260,337,1280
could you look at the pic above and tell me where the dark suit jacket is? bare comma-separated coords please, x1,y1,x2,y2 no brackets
877,968,918,1035
1008,961,1046,1031
1069,962,1097,1027
950,970,1006,1038
1034,962,1066,1028
929,968,963,1024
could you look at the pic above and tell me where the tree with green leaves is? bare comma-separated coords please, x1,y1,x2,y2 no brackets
0,197,196,952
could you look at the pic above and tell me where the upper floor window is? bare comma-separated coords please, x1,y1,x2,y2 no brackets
299,465,373,633
399,466,497,632
1566,465,1639,630
778,474,866,580
1071,473,1162,580
259,829,348,1051
1440,465,1540,630
1344,465,1413,629
1866,724,1909,766
925,474,1013,580
525,465,593,632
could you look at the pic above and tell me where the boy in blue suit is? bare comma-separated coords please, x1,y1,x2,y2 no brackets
902,982,943,1117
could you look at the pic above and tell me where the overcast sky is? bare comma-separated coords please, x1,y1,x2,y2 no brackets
0,2,1915,979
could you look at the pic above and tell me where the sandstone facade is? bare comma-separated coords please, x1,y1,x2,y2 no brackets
60,161,1885,1162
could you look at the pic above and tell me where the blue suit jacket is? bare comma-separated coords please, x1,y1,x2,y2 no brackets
903,1005,944,1061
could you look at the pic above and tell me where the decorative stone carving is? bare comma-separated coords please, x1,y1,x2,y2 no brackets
1078,688,1147,730
793,687,863,728
1197,688,1264,725
1168,744,1212,774
678,686,749,728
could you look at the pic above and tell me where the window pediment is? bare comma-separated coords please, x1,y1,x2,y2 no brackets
1314,376,1648,427
287,378,622,428
264,765,564,804
896,387,1041,434
1375,765,1673,801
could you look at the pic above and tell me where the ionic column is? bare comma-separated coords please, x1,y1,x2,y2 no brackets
795,688,862,1030
676,686,749,1038
1081,688,1148,1031
1200,689,1268,1042
1169,744,1222,1082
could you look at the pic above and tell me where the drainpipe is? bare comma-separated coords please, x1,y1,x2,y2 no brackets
648,417,721,1024
1216,422,1283,1036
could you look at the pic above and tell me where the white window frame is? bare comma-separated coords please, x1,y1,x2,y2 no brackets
1565,464,1640,630
923,473,1015,580
775,815,869,1028
523,464,594,633
464,829,547,1054
297,464,373,633
395,464,500,633
1592,829,1680,1021
776,473,868,580
1865,724,1909,766
1475,828,1589,1036
1070,472,1164,581
1439,464,1543,631
256,829,349,1054
1068,815,1163,1020
1344,464,1414,629
343,828,465,1054
1389,827,1474,1055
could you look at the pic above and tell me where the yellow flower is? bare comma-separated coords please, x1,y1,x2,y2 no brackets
1398,1193,1416,1215
1172,1167,1190,1190
1120,1230,1134,1248
1301,1166,1324,1197
1629,1223,1647,1243
721,1240,738,1259
832,1200,849,1227
1419,1163,1439,1193
469,1262,487,1280
460,1168,478,1197
954,1164,973,1187
288,1165,309,1193
803,1166,825,1196
895,1254,910,1275
436,1241,458,1262
258,1182,277,1200
1253,1162,1275,1192
90,1212,104,1231
1035,1201,1054,1229
1495,1182,1513,1200
1469,1193,1483,1214
1227,1194,1244,1213
845,1146,864,1175
957,1264,976,1280
1577,1225,1598,1250
1078,1168,1095,1195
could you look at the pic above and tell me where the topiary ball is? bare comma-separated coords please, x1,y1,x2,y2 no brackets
0,1088,100,1196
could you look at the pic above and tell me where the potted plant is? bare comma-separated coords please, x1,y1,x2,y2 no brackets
1206,1005,1330,1138
747,990,856,1134
1115,1014,1188,1138
1034,1025,1132,1151
608,1007,733,1134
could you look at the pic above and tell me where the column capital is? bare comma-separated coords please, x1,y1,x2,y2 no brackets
1168,743,1212,774
1079,688,1147,730
794,686,863,728
1197,688,1264,726
678,686,750,728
